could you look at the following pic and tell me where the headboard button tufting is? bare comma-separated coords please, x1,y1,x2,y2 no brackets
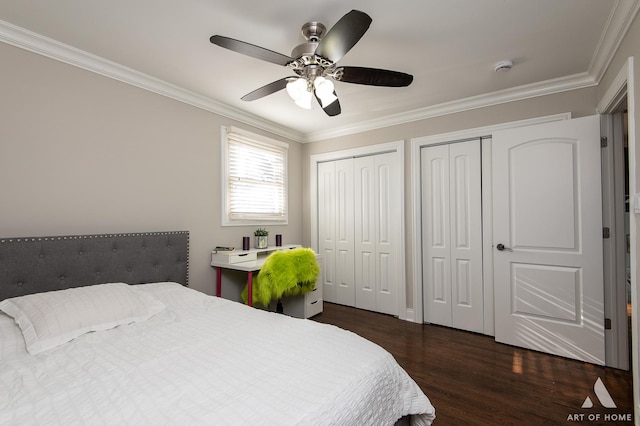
0,231,189,300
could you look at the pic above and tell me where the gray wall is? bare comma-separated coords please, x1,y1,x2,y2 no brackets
0,42,303,296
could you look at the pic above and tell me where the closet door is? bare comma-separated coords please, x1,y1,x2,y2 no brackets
448,141,483,331
421,145,452,325
421,140,483,332
354,153,400,315
318,161,337,303
318,159,355,305
334,159,355,306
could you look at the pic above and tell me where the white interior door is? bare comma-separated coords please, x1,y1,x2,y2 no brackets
354,155,377,311
421,144,452,326
449,142,484,330
492,115,605,364
421,140,484,332
334,158,355,306
373,153,400,315
354,153,400,315
318,161,336,303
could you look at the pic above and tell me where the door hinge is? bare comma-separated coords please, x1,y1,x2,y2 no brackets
601,136,608,148
603,227,610,239
605,318,612,330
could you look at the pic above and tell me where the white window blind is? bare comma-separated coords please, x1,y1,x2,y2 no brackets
222,127,288,225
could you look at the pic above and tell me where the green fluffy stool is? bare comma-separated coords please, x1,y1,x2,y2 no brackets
241,247,319,308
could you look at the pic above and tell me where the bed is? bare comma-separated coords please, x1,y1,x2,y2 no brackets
0,231,436,425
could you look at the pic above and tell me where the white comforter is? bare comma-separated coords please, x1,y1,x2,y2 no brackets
0,282,435,425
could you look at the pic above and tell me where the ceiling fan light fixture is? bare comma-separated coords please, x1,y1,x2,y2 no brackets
313,77,333,95
295,89,313,109
286,78,312,109
286,78,305,99
211,10,412,116
313,77,337,107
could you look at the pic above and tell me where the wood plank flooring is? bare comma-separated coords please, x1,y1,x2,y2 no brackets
312,302,634,425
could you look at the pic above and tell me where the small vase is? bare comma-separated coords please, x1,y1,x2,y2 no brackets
255,236,268,249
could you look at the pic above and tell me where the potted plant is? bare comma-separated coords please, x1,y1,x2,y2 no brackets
254,228,269,249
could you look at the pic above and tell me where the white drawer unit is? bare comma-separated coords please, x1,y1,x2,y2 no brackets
212,251,257,264
281,282,323,319
282,255,324,319
305,283,323,318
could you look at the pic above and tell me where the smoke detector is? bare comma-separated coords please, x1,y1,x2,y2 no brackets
493,60,513,72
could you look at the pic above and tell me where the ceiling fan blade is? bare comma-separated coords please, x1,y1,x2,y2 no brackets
210,35,293,66
314,91,341,116
337,66,413,87
314,10,372,63
241,77,296,101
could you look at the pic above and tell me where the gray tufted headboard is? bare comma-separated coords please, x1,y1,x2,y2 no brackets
0,231,189,301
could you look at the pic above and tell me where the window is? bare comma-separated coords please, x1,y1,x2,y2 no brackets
221,126,288,226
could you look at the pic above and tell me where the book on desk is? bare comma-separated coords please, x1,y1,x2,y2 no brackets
212,246,235,254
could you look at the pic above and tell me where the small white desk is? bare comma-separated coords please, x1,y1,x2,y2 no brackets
210,244,300,306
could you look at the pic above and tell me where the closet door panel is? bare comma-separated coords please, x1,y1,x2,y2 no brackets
449,141,483,332
318,161,336,303
421,145,453,326
354,156,376,311
374,153,399,315
334,159,355,306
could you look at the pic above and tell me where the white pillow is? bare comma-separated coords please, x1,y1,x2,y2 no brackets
0,283,165,355
0,312,28,360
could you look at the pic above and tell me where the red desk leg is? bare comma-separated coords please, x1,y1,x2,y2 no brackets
247,271,253,307
216,267,222,297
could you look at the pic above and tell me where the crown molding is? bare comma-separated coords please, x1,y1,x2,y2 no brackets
0,20,303,143
2,0,638,144
588,0,640,84
303,73,596,142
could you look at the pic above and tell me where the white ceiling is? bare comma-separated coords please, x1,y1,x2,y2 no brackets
1,0,638,142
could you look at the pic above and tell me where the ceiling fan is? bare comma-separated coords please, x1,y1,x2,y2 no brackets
210,10,413,117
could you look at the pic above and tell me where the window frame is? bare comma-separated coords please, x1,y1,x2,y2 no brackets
221,126,289,226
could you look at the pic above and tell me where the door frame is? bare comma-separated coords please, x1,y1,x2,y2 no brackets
597,56,638,417
310,140,406,316
600,112,629,370
410,113,571,330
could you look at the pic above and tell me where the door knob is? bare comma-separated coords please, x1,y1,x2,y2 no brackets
496,243,513,252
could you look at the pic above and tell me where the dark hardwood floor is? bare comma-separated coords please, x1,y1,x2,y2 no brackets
312,302,634,425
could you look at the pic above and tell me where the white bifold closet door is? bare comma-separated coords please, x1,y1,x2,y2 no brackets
318,159,355,305
421,140,484,333
354,153,400,315
318,152,400,315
